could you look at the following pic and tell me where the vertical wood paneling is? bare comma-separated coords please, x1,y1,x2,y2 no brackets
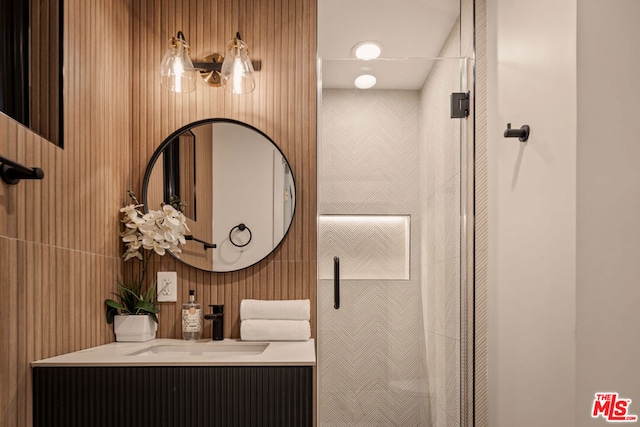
130,0,317,341
0,0,132,425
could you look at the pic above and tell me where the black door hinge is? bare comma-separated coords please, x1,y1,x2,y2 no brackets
451,92,470,118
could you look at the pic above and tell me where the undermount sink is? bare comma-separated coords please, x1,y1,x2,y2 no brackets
129,342,269,357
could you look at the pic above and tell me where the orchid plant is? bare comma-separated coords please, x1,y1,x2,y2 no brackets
105,190,190,324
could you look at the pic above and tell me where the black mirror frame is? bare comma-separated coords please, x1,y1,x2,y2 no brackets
141,117,296,273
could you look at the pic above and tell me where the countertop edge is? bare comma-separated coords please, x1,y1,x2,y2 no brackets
31,338,316,367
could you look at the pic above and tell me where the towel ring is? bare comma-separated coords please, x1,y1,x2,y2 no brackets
229,223,252,248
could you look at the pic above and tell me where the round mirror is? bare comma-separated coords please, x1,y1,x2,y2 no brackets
142,118,296,272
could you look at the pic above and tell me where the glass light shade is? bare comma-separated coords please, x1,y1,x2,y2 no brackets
220,38,255,94
160,37,197,93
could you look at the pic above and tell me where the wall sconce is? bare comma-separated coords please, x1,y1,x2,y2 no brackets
219,33,255,94
161,31,258,95
159,31,197,93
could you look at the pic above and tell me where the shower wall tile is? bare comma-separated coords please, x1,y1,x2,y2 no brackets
319,88,425,426
318,215,411,280
444,257,461,340
318,279,424,391
426,190,445,265
445,338,461,423
435,260,447,337
319,89,420,215
443,175,461,263
425,174,461,268
426,261,440,333
420,64,462,199
320,389,423,427
429,333,462,425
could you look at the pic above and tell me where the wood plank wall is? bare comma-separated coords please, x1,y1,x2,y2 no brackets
128,0,317,340
0,0,133,425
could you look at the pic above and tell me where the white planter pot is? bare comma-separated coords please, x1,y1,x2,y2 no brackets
113,315,157,342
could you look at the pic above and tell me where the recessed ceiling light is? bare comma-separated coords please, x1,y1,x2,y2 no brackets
353,42,382,60
354,74,376,89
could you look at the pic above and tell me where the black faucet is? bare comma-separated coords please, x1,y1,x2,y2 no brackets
205,305,224,340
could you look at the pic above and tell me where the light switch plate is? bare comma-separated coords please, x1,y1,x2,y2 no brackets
157,271,177,302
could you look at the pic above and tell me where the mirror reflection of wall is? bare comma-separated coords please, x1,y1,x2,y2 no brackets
162,130,197,220
0,0,63,146
143,119,296,273
185,126,214,268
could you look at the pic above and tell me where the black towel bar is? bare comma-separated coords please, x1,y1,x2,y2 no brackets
184,235,217,250
0,155,45,185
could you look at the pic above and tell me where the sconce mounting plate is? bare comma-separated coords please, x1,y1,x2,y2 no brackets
196,53,224,87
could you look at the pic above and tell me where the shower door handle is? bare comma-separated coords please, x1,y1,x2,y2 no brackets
333,256,340,309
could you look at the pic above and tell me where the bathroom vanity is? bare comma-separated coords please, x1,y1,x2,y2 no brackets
32,339,315,427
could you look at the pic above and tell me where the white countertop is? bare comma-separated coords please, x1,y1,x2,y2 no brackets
32,338,316,367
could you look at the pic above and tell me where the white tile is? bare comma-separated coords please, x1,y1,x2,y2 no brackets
318,215,411,280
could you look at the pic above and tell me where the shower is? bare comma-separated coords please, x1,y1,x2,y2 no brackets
316,1,471,425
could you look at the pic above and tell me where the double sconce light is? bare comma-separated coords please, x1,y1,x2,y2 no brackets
159,31,257,95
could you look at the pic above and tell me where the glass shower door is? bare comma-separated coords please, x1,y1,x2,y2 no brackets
317,57,468,426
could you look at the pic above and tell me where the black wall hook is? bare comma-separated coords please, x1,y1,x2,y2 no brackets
0,156,45,185
504,123,530,142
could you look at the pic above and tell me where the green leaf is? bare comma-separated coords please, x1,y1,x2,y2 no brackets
105,278,160,325
135,300,160,314
105,299,126,311
144,282,157,303
105,301,121,324
106,307,117,324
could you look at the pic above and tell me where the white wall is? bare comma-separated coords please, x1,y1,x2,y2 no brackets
487,0,578,426
576,1,640,425
488,1,640,426
212,123,275,271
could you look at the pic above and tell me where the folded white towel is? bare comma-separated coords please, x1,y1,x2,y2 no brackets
240,299,310,321
240,319,311,341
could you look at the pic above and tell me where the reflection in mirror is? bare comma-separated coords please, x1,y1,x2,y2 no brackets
143,119,295,272
0,0,63,146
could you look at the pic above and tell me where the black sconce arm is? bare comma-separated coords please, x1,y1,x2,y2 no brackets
192,59,262,72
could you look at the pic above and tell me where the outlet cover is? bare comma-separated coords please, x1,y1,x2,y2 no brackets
157,271,177,302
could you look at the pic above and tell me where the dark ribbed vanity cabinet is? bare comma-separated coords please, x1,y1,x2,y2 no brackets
32,366,313,427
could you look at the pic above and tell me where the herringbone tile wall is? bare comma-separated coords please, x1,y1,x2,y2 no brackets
318,88,425,426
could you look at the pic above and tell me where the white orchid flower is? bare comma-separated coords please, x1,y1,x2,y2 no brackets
123,248,143,261
121,192,190,263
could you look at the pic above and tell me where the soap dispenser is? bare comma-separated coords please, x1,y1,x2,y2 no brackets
182,290,203,340
205,304,224,340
